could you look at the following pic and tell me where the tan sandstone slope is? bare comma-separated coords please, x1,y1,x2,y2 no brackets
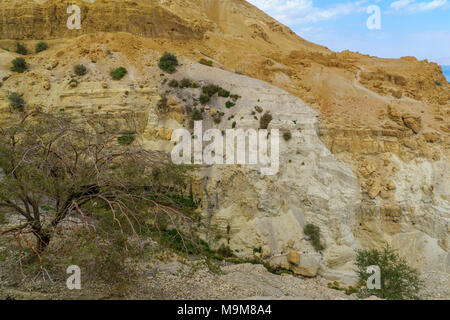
0,0,448,281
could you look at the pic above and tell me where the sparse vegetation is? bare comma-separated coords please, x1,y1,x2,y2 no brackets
180,78,192,88
117,135,135,145
111,67,127,80
199,94,210,105
192,108,203,121
283,131,292,141
218,88,230,97
199,58,213,67
355,244,423,300
303,223,324,252
435,80,442,86
159,52,179,73
8,92,25,111
157,95,168,113
35,42,49,53
168,79,179,88
10,57,27,73
74,64,87,76
15,42,27,55
259,112,272,129
232,121,237,128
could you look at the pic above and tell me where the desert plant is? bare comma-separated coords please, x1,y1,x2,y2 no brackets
159,52,179,73
15,42,27,55
117,135,135,146
303,223,324,252
0,112,196,254
218,88,230,97
157,95,168,114
168,79,179,88
259,112,272,129
110,67,127,80
180,78,192,88
35,42,49,53
74,64,87,76
225,101,235,108
199,94,210,105
283,131,292,141
435,80,442,86
192,108,203,121
355,244,423,300
232,121,237,129
10,57,27,73
199,58,213,67
8,92,25,111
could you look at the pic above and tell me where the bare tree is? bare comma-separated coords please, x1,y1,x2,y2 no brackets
0,112,196,254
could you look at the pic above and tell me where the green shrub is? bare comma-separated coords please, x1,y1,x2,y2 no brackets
225,101,235,109
230,94,240,101
283,131,292,141
218,88,230,97
2,76,9,82
168,79,179,88
303,223,324,252
355,244,423,300
199,58,213,67
202,84,220,97
180,78,192,88
15,42,27,55
435,80,442,86
117,135,135,146
232,121,236,129
74,64,87,76
8,92,25,111
111,67,127,80
10,57,27,73
35,42,49,53
0,213,5,224
259,112,272,129
159,52,179,73
199,94,210,105
192,108,203,121
213,114,222,124
157,95,168,113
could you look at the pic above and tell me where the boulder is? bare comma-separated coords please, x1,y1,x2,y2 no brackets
290,253,321,277
402,114,421,133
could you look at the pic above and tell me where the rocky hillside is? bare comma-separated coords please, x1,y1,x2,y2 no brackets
0,0,448,285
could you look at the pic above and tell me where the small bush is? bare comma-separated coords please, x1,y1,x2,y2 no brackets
435,80,442,86
259,112,272,129
192,108,203,121
225,101,235,109
117,135,135,145
15,42,27,55
8,92,25,111
159,52,179,73
10,57,27,73
180,78,192,88
199,94,210,105
218,88,230,97
213,114,222,124
355,244,423,300
74,64,87,76
35,42,49,53
232,121,236,129
111,67,127,80
2,76,9,82
303,223,324,252
202,84,220,97
230,94,240,101
168,79,179,88
283,131,292,141
199,58,213,67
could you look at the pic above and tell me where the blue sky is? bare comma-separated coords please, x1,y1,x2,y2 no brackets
247,0,450,66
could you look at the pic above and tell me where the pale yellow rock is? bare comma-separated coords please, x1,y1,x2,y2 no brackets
287,251,300,265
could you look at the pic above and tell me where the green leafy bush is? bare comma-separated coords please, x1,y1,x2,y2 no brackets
15,42,27,55
225,101,235,109
159,52,179,73
35,42,49,53
180,78,192,88
8,92,25,111
435,80,442,86
111,67,127,80
232,121,236,128
303,223,324,252
117,135,135,146
218,88,230,97
10,57,27,73
355,244,423,300
259,112,272,129
202,84,220,97
74,64,87,76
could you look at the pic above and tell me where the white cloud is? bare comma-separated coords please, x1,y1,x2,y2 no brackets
247,0,367,25
390,0,448,12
